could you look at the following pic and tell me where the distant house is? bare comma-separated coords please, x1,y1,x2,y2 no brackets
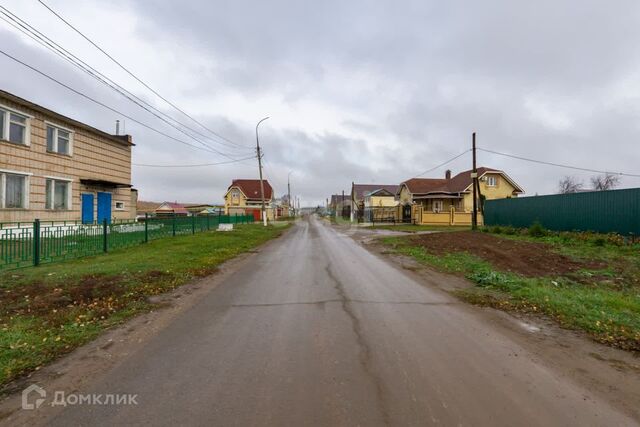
329,194,350,217
351,183,399,221
224,179,274,221
0,89,136,224
154,202,189,217
183,204,217,215
398,168,524,225
136,201,161,217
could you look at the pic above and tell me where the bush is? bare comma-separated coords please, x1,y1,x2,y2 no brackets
481,227,490,233
491,226,503,234
503,226,517,235
528,221,547,237
592,237,606,247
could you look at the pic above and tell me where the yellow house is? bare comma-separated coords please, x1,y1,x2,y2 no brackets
398,168,524,225
224,179,275,221
363,188,399,223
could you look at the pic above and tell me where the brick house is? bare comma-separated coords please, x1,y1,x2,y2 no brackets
0,90,136,223
224,179,274,221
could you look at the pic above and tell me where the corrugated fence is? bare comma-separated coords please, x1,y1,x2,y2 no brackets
484,188,640,235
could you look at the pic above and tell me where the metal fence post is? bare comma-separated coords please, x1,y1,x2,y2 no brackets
103,219,108,252
192,214,196,234
144,213,149,243
33,219,40,267
172,214,176,237
207,213,210,230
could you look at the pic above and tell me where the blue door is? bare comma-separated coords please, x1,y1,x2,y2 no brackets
81,194,94,224
97,192,112,224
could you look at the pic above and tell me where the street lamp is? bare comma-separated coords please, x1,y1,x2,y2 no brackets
256,117,270,227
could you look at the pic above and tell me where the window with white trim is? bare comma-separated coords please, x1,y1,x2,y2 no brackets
0,107,30,145
0,172,29,209
46,124,73,155
115,201,125,210
433,200,444,213
487,176,497,187
45,178,72,210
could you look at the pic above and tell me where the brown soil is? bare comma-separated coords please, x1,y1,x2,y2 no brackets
408,231,605,277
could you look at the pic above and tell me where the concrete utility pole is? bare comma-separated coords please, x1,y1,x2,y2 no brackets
256,117,270,227
471,132,478,230
288,171,292,217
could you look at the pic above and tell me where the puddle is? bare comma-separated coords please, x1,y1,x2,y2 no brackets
518,321,541,333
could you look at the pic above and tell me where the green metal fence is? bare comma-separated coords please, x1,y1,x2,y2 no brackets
0,213,255,271
484,188,640,235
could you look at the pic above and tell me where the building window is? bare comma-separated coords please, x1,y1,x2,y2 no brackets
46,124,73,155
115,201,125,210
487,176,497,187
0,172,29,209
45,178,72,210
0,107,30,145
433,200,444,213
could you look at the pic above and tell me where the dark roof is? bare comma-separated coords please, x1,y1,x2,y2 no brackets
0,89,134,147
229,179,273,200
352,184,400,201
401,167,522,195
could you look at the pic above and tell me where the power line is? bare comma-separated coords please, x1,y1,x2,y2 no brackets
0,7,251,159
36,0,251,150
415,149,471,177
477,148,640,178
0,48,237,156
133,155,256,168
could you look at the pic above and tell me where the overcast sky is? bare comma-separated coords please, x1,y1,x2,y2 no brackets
1,0,640,205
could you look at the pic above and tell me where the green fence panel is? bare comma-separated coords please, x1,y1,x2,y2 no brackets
484,188,640,235
0,213,260,271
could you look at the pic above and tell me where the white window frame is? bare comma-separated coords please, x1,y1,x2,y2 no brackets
0,169,31,209
44,175,73,210
115,201,125,211
486,176,497,187
0,104,32,146
433,200,444,213
45,121,74,156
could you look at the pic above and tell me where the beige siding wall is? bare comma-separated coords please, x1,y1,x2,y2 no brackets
0,96,134,223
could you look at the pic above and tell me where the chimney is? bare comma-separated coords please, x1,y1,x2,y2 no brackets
445,169,451,180
115,120,120,135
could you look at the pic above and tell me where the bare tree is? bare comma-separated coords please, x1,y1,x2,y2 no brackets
558,176,583,194
590,173,621,191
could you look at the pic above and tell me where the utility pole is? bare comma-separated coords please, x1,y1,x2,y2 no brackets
471,132,478,230
287,171,292,217
256,117,270,227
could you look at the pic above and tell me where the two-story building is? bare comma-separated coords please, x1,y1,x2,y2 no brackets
224,179,275,221
398,167,524,225
0,90,136,224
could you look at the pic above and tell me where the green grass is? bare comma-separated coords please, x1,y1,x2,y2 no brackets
381,234,640,351
0,223,289,386
371,224,470,233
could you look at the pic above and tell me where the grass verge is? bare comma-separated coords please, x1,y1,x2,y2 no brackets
0,223,290,386
380,232,640,351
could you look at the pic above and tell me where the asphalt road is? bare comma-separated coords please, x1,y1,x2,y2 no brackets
48,216,634,426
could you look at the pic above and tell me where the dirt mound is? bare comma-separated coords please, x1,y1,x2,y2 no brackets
409,231,602,277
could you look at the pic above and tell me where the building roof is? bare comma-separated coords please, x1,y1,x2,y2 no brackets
0,89,134,147
401,167,524,195
352,184,400,201
364,188,397,198
137,201,162,214
229,179,273,200
156,202,189,215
